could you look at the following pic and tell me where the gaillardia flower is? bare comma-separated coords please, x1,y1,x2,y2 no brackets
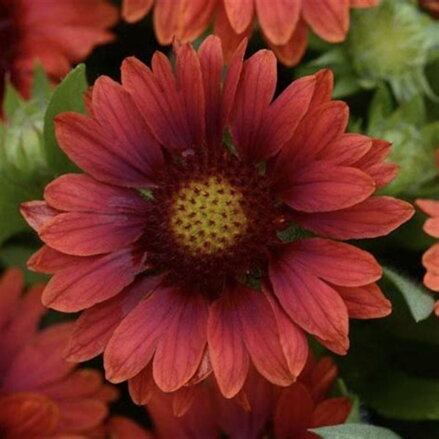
121,0,380,66
0,268,117,438
146,353,352,439
22,37,413,400
416,198,439,314
0,0,117,102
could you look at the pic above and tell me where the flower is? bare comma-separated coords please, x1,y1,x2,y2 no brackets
21,37,413,401
121,0,380,66
416,197,439,315
420,0,439,18
0,0,118,103
89,416,154,439
0,268,117,438
145,353,352,439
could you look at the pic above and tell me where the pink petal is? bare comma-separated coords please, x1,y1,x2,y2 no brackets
269,258,349,354
302,0,350,42
207,293,250,398
229,50,277,162
153,292,208,392
223,0,254,34
425,218,439,238
42,247,144,312
292,196,415,240
336,283,391,319
55,113,155,188
235,285,294,386
279,162,375,213
28,246,79,274
177,0,217,43
416,199,439,218
256,0,300,45
281,238,382,287
20,201,58,233
65,276,159,362
104,285,180,383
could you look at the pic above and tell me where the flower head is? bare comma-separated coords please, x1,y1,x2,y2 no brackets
0,0,117,102
420,0,439,19
0,268,117,438
22,37,413,400
146,353,352,439
121,0,380,66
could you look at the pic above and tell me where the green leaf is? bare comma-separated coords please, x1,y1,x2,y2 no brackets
3,81,24,120
383,267,435,321
363,372,439,421
43,64,87,175
31,63,52,103
311,424,402,439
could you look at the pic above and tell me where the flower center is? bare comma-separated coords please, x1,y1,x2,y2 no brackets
169,176,248,256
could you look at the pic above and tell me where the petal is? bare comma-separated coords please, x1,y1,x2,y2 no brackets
278,162,376,213
177,0,217,42
282,238,382,287
55,112,156,188
28,245,78,274
153,292,208,392
269,257,349,354
153,0,179,44
65,276,159,362
122,0,154,22
40,211,145,256
267,18,308,67
292,196,415,240
256,0,300,45
350,0,380,7
223,0,254,34
0,268,24,329
424,218,439,238
230,50,277,162
335,283,391,319
235,285,294,386
20,201,58,233
416,199,439,218
318,134,372,166
311,397,352,427
274,383,314,439
258,74,316,158
91,76,164,180
42,247,144,312
108,416,154,439
56,399,108,433
104,285,180,383
208,293,250,398
302,0,350,42
199,36,224,148
128,364,156,405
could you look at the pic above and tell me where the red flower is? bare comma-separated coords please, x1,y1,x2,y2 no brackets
0,0,118,102
121,0,380,65
89,416,154,439
145,353,351,439
419,0,439,18
416,199,439,315
22,37,413,400
0,268,117,438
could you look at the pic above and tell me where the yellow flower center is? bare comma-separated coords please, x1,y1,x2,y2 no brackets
169,176,248,255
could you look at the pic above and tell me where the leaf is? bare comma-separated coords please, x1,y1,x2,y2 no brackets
363,372,439,421
383,267,435,322
311,423,402,439
43,64,87,175
31,63,53,103
3,80,24,120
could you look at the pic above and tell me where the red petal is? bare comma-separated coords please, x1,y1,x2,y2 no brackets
55,112,156,188
153,292,208,392
274,383,314,439
104,285,180,383
336,283,391,319
56,399,107,433
177,0,217,42
269,259,349,354
42,247,144,312
282,238,382,287
293,196,415,240
65,276,159,362
208,293,250,398
350,0,380,7
128,363,156,405
425,218,439,238
0,268,24,329
153,0,179,44
230,50,277,162
108,416,154,439
236,285,294,386
318,134,372,166
256,0,300,45
417,199,439,217
279,162,375,213
303,0,350,42
20,201,57,233
223,0,254,34
28,246,78,274
311,397,352,427
122,0,153,22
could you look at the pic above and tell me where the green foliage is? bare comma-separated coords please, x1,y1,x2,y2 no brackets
311,424,402,439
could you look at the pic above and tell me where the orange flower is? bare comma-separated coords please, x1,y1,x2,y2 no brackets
0,0,118,103
121,0,380,65
0,268,117,438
